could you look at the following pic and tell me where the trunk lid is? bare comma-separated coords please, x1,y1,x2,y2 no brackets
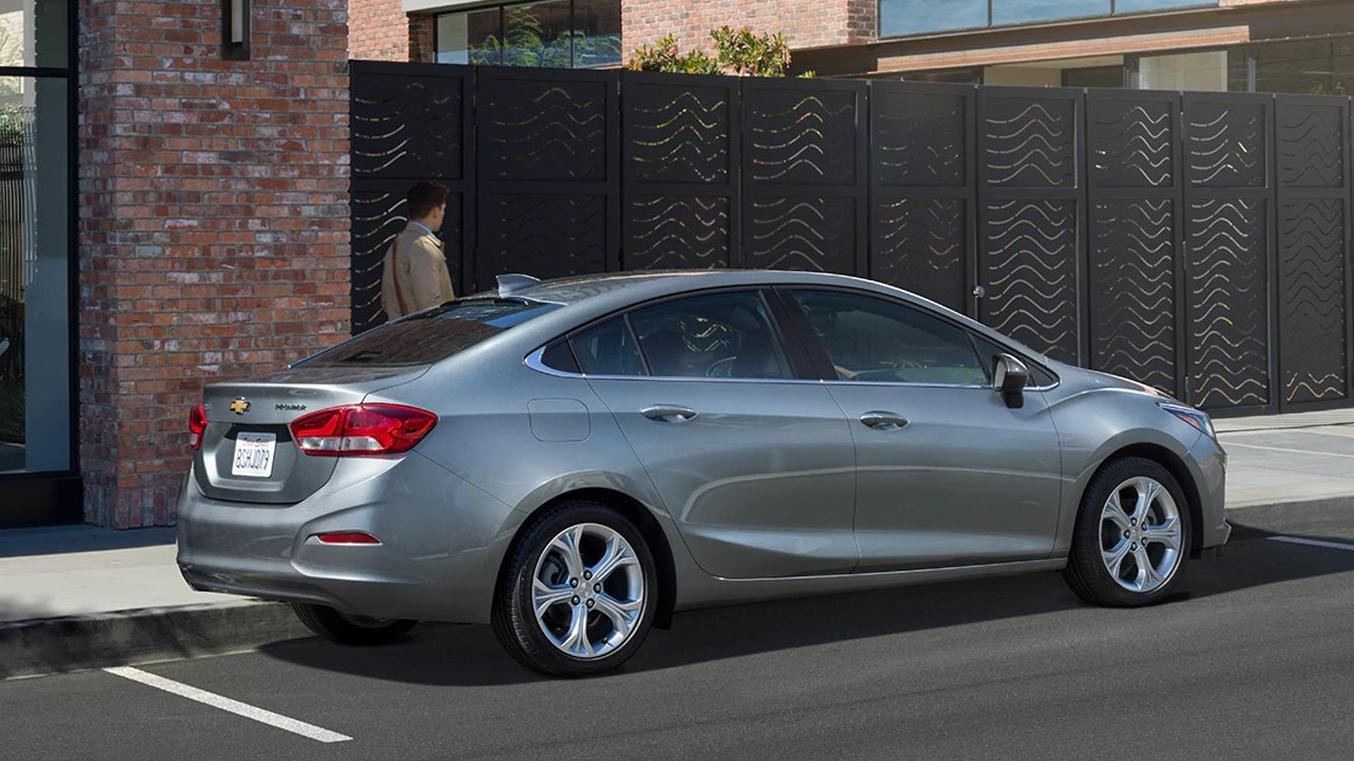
193,366,426,504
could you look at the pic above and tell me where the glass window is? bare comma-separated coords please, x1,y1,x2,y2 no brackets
573,0,621,67
501,0,572,68
1063,65,1123,88
436,7,502,65
540,340,580,374
992,0,1110,26
879,0,1219,38
880,0,986,38
571,317,646,376
1252,38,1354,96
1138,50,1233,92
299,300,560,368
628,291,791,380
0,0,67,69
1,76,69,474
789,290,986,386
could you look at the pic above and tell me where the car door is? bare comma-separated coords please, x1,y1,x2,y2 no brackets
779,287,1062,572
575,288,858,579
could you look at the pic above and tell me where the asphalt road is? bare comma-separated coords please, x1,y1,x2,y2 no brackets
5,525,1354,761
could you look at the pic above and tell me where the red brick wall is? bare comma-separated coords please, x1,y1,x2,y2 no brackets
78,0,351,527
621,0,877,60
350,0,409,60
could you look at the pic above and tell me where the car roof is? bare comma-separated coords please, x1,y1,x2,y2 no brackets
470,270,901,307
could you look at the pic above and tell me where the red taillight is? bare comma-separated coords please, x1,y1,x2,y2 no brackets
289,404,437,456
189,404,207,451
314,532,381,545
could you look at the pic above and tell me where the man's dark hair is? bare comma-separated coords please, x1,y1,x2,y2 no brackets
407,181,449,221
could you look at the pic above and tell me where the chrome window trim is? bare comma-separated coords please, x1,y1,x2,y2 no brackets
525,346,1058,391
524,346,585,379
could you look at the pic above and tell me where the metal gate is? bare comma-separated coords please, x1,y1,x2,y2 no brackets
350,60,1354,417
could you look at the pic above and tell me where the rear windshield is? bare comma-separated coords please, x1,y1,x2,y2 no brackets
297,299,560,367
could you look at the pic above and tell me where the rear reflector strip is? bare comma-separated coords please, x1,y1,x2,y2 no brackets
313,532,381,545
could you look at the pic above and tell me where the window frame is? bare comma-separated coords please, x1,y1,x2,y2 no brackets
771,286,1059,390
528,286,820,383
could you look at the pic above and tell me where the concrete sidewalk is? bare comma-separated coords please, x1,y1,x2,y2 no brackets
4,407,1354,678
0,527,308,679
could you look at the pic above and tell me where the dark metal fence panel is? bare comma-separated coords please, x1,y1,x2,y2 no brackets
621,71,740,271
350,61,473,333
740,78,868,275
347,63,1354,417
869,82,975,315
1181,93,1275,414
977,87,1086,365
1085,90,1183,397
475,67,620,292
1274,95,1351,412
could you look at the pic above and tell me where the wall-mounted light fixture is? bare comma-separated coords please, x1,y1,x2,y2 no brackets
222,0,251,60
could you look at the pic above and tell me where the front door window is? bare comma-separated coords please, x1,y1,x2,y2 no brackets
787,289,987,386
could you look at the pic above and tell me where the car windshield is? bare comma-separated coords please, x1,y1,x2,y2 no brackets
297,299,560,367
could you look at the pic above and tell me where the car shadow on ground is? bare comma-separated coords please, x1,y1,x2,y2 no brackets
255,525,1354,687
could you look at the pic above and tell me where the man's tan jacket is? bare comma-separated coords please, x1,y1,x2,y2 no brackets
380,222,455,319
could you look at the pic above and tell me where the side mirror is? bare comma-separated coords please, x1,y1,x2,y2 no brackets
992,353,1029,409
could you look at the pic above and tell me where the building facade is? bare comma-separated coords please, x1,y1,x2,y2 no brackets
356,0,1353,96
1,0,349,529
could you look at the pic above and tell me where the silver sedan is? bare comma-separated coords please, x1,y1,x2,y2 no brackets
177,270,1229,676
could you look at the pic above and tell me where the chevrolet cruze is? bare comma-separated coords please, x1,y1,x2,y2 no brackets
177,270,1229,676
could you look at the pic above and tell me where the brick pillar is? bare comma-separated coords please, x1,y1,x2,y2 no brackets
78,0,351,528
350,0,412,60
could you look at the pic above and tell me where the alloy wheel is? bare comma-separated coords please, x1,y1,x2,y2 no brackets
531,523,646,659
1099,476,1183,593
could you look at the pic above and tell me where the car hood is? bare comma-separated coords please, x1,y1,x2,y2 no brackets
1046,361,1171,403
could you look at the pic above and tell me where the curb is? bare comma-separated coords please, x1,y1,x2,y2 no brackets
0,600,311,680
1224,495,1354,536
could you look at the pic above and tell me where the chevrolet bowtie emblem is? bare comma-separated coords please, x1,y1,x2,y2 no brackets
229,398,251,415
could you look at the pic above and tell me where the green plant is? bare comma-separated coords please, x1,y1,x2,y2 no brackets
625,34,720,75
625,27,808,77
710,26,790,77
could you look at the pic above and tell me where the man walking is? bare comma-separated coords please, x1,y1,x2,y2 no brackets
381,181,455,319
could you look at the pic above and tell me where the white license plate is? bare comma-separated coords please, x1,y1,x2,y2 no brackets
231,432,277,478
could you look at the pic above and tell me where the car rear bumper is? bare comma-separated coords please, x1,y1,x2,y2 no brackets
175,452,524,624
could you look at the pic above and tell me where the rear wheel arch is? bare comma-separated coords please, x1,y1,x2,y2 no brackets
498,488,677,630
1090,443,1204,556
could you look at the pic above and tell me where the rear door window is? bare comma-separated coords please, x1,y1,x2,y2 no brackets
628,290,792,380
298,299,560,367
570,317,647,376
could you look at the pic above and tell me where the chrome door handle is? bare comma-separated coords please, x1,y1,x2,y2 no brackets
641,405,698,423
859,411,909,431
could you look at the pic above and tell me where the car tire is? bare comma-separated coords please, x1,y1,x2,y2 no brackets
1063,456,1192,607
291,603,418,646
492,499,658,677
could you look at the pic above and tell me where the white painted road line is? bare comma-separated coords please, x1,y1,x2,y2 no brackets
103,666,352,744
1269,536,1354,552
